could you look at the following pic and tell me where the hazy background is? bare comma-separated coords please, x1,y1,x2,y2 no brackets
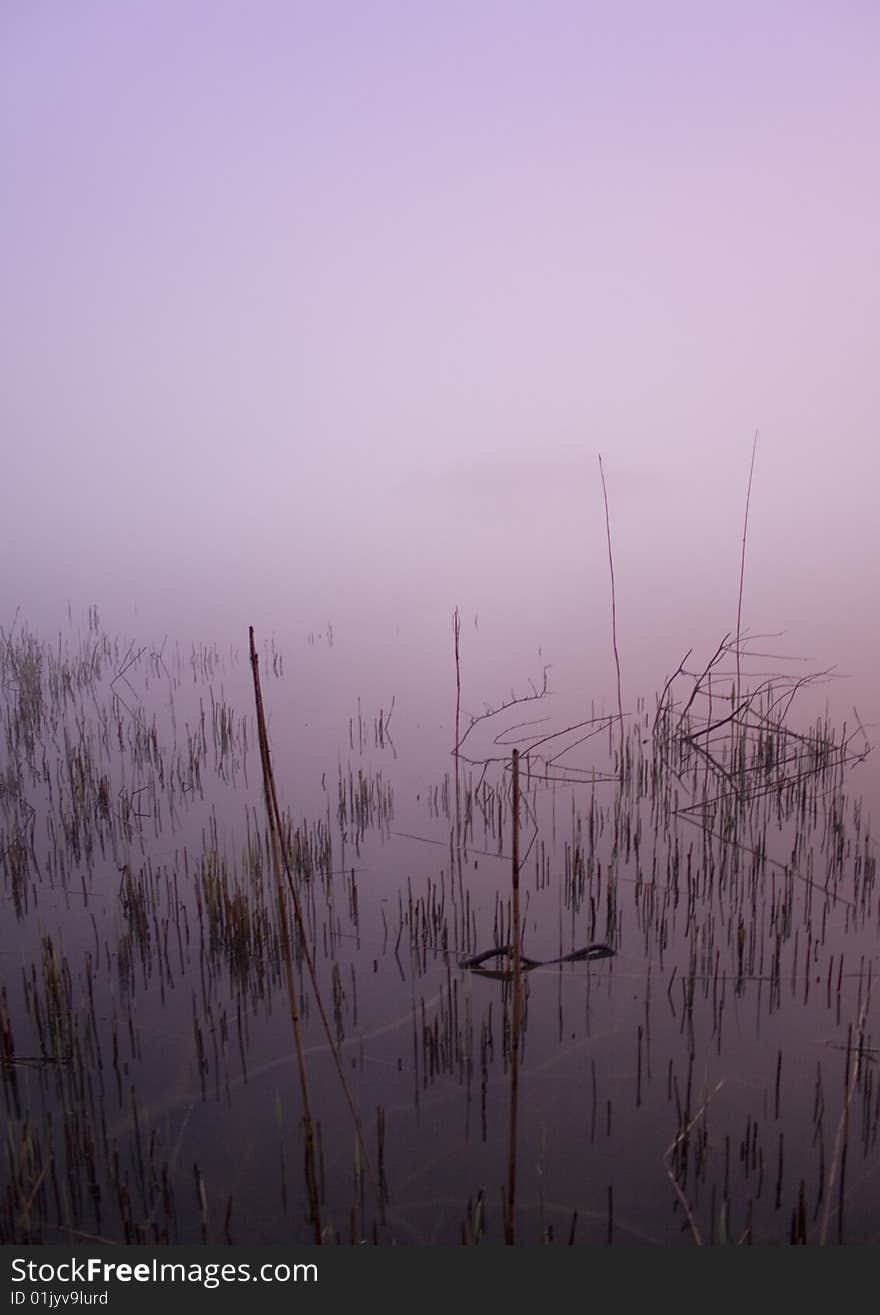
3,1,878,727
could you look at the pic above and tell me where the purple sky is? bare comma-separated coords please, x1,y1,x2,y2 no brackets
2,2,878,704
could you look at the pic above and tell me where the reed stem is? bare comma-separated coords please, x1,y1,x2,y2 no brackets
598,454,624,777
504,748,522,1244
735,430,759,707
250,628,375,1193
248,626,322,1243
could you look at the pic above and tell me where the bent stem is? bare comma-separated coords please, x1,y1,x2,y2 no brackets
249,626,322,1243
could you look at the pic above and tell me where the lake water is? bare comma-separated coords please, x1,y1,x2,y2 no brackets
2,509,879,1243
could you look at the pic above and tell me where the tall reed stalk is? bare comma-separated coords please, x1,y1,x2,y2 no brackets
598,454,624,777
453,607,463,884
504,748,522,1244
735,430,759,708
248,627,322,1243
249,629,374,1198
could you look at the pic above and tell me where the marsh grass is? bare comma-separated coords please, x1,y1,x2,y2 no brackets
0,598,876,1244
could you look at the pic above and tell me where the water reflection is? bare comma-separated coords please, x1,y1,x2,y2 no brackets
0,604,877,1243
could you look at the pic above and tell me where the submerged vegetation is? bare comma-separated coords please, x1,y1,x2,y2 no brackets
0,601,876,1244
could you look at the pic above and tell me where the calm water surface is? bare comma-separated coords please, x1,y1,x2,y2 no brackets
1,587,878,1245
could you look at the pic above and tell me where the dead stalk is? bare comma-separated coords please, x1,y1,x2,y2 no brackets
663,1079,724,1245
249,626,322,1243
598,454,624,775
504,748,522,1244
820,986,871,1244
735,430,759,706
250,628,375,1194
